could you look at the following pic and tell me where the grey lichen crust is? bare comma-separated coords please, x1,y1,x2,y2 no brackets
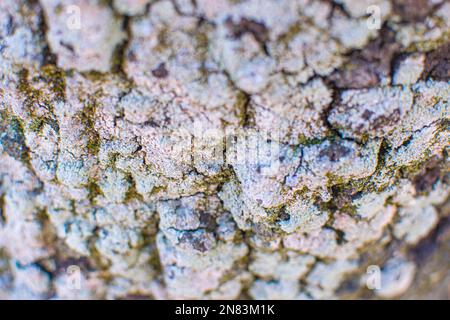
0,0,449,299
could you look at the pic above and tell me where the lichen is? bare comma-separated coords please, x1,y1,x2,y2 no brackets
0,0,448,300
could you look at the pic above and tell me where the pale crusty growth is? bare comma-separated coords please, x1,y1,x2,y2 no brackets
41,0,126,72
113,0,152,16
0,0,449,300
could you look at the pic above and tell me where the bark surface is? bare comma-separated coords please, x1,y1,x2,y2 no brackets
0,0,449,299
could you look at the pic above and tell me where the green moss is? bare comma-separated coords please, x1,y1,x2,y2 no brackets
148,247,163,274
297,135,325,146
16,66,63,136
17,68,43,110
18,65,66,107
82,71,108,82
194,30,210,80
155,28,170,53
150,185,167,196
38,64,66,101
124,174,144,202
79,98,101,156
28,117,45,132
86,136,101,155
191,169,233,194
278,23,302,44
235,91,250,127
17,68,31,94
87,179,103,205
404,26,450,52
325,172,347,187
195,31,208,58
266,204,290,225
217,255,248,287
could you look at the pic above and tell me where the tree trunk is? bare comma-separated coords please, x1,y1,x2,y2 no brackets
0,0,449,299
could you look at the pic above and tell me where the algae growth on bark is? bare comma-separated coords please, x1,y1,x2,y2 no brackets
0,0,449,299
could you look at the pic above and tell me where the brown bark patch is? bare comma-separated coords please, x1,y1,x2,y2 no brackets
152,63,169,78
319,144,351,162
226,17,269,44
423,43,450,81
393,0,435,23
329,28,400,88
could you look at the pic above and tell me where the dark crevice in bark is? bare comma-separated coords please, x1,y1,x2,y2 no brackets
0,193,6,226
111,15,132,79
409,212,450,267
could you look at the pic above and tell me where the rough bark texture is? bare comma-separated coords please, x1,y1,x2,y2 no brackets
0,0,449,299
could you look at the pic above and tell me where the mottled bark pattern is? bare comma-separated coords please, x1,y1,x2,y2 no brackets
0,0,449,299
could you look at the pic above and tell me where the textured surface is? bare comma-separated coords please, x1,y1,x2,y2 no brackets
0,0,449,299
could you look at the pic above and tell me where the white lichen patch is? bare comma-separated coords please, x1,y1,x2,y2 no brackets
287,139,381,196
374,256,416,298
41,0,126,72
329,87,414,139
393,53,425,85
394,205,439,245
113,0,152,16
306,260,359,299
279,196,329,234
251,78,331,144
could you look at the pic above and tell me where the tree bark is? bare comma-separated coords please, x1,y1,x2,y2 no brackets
0,0,449,299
